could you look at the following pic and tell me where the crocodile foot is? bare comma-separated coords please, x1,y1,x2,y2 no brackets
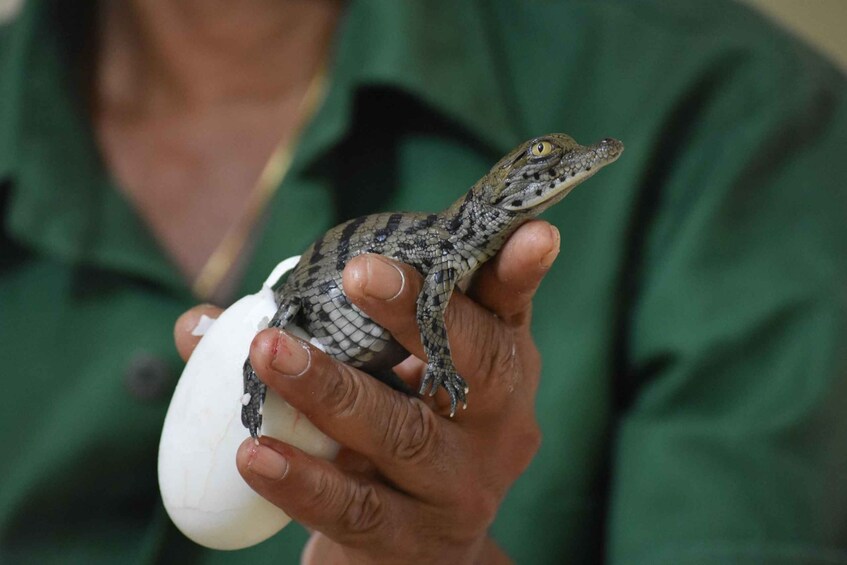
241,359,267,441
419,363,468,417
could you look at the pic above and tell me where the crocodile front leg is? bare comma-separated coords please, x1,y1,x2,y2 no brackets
416,264,468,416
241,296,301,439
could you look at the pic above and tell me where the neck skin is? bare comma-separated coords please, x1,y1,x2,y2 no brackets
92,1,342,301
97,0,342,114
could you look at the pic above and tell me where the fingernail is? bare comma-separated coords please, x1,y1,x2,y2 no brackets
248,444,289,480
271,331,311,377
540,226,560,268
362,256,405,301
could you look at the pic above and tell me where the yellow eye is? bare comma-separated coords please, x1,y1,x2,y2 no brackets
530,140,554,158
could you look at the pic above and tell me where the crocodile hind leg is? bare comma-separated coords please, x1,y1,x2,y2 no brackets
416,264,468,416
241,296,301,439
241,359,266,441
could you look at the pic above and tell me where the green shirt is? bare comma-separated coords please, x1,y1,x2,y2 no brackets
2,1,846,563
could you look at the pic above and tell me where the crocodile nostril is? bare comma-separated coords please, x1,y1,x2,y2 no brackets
599,138,624,155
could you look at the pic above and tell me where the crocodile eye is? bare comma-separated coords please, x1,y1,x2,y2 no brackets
530,141,554,158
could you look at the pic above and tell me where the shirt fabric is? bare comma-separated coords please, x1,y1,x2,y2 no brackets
1,1,846,563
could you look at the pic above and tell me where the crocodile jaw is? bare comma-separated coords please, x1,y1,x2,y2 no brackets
510,137,624,213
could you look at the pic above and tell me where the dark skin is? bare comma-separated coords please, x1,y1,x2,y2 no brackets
97,0,556,561
94,0,341,285
175,220,559,563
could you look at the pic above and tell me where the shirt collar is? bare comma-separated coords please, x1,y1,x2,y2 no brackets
295,1,522,172
0,0,521,293
0,1,187,291
0,3,27,179
0,1,523,178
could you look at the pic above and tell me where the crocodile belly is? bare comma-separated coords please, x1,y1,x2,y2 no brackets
299,290,408,371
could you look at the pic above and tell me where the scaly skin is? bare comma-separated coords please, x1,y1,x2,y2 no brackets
242,133,624,438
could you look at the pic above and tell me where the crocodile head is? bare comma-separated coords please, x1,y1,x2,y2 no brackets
483,133,623,216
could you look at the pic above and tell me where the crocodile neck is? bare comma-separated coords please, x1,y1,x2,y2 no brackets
438,185,525,266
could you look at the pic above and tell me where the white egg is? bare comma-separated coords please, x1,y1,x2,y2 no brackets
158,257,339,550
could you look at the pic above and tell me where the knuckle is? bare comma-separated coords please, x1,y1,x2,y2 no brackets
320,364,365,418
516,333,542,393
470,492,500,528
479,328,515,382
311,468,343,510
383,398,440,464
310,469,385,539
338,482,385,537
519,423,542,467
445,302,515,383
527,423,542,456
448,489,500,539
504,421,542,479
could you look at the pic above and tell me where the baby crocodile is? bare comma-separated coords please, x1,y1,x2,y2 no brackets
242,133,623,438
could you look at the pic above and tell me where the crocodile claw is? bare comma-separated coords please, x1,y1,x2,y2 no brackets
419,363,468,417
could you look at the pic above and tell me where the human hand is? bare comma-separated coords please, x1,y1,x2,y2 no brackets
174,219,559,564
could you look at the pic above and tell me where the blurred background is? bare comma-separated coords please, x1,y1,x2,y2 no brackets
741,0,847,72
0,1,845,73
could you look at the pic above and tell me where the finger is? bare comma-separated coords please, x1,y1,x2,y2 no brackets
236,435,406,549
467,220,560,326
302,533,342,565
341,254,424,371
334,448,379,478
392,356,454,415
392,355,426,387
393,353,472,417
342,254,516,390
249,328,461,498
173,304,223,362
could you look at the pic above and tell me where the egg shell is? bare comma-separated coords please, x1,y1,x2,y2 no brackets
158,257,338,550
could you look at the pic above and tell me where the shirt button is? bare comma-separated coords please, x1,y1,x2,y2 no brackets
124,352,176,402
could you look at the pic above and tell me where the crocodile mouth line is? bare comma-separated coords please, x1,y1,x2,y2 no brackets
531,148,621,207
561,143,621,184
496,138,623,211
541,168,594,201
